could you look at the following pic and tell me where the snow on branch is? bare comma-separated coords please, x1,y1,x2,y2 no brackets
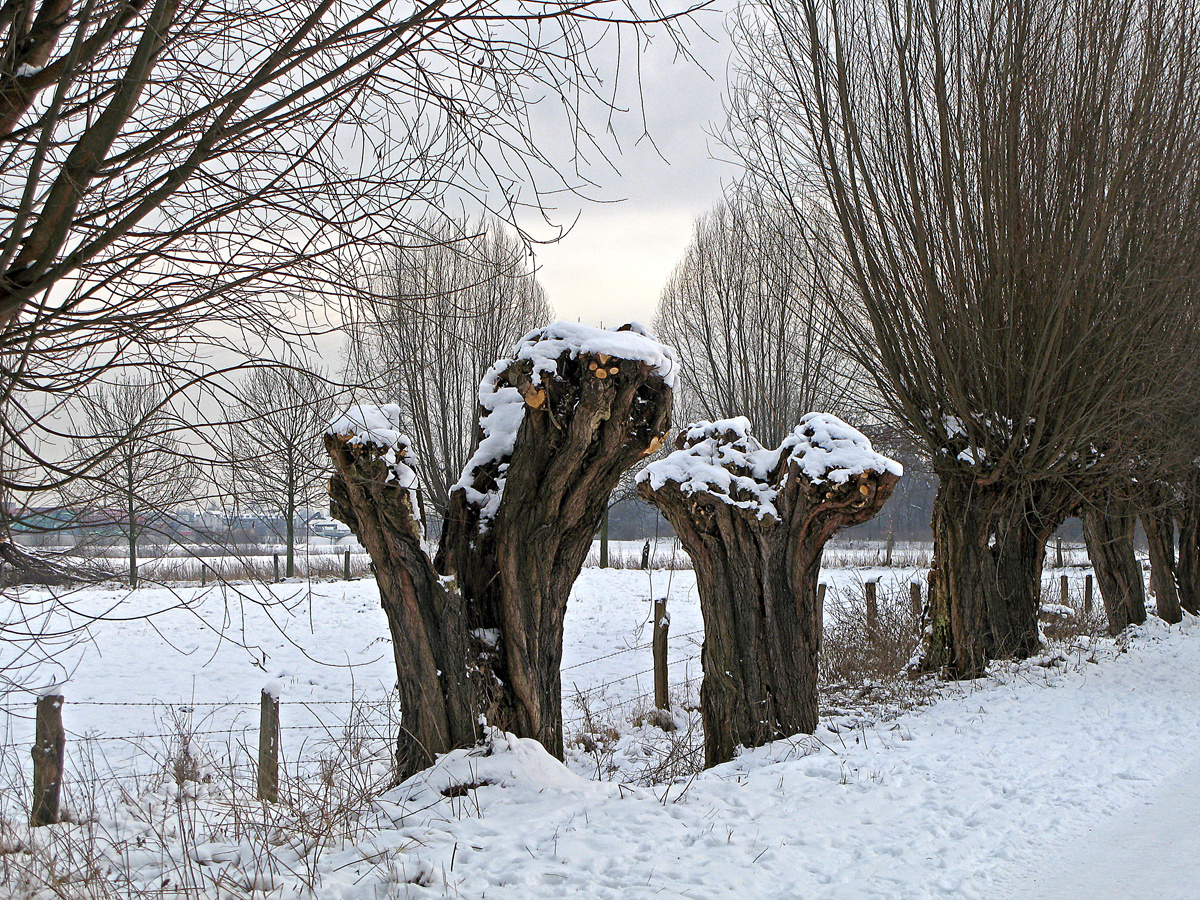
780,413,903,485
511,320,678,390
639,417,782,519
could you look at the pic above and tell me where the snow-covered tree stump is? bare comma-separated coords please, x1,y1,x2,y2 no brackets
638,416,900,767
325,323,673,777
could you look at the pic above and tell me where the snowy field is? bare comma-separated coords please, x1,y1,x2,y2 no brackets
3,547,1196,898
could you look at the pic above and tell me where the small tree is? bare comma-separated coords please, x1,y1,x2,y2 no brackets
639,415,899,766
65,376,199,587
325,322,673,776
226,366,339,577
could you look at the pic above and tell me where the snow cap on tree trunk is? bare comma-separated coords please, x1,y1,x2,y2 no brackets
326,403,421,515
453,321,678,527
511,320,678,388
781,413,903,485
639,413,901,522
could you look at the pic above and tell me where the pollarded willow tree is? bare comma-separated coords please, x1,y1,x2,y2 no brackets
1081,491,1148,633
638,415,899,766
1175,469,1200,617
1139,484,1182,625
729,0,1200,675
325,323,673,777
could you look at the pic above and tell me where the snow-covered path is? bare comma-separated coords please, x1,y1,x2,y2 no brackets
1004,750,1200,898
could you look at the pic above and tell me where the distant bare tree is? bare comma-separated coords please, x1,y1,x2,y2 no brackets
655,189,861,447
64,376,199,587
225,366,339,577
345,218,552,525
729,0,1200,675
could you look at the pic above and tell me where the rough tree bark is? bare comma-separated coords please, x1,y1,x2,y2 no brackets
325,324,673,777
1083,496,1147,635
1142,485,1181,624
923,478,1068,678
638,416,899,768
1175,468,1200,615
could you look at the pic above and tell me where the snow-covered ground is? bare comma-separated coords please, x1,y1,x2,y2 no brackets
381,619,1200,899
3,553,1194,898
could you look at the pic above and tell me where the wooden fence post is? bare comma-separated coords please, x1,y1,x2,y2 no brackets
200,565,206,587
273,554,280,583
910,582,923,624
1060,574,1069,607
865,580,879,646
30,694,65,827
817,582,827,614
1056,537,1064,568
641,540,651,571
344,548,351,580
1084,574,1094,614
257,688,280,803
885,532,894,566
653,597,669,710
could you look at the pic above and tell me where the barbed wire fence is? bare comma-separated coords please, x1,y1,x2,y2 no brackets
0,610,709,811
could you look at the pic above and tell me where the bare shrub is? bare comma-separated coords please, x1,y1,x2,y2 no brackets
1039,579,1109,646
565,683,704,787
0,694,405,898
821,578,923,686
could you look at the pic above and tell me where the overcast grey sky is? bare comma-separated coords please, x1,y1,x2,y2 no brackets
529,11,737,329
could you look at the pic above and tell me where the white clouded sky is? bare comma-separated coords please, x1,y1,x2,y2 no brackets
527,10,738,328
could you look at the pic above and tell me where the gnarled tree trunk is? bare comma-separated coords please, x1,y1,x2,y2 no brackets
639,416,899,767
1083,496,1146,634
325,433,477,778
924,476,1068,679
1142,491,1181,624
326,324,673,777
1175,468,1200,615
